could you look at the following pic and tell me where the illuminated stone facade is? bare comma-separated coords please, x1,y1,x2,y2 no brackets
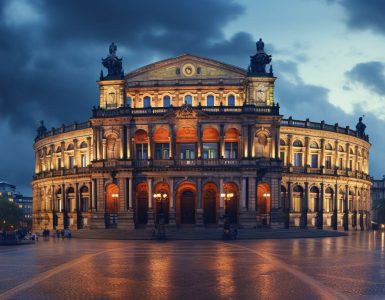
32,42,372,232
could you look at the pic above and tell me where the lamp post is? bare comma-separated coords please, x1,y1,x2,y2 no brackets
220,192,234,221
262,192,270,227
153,193,167,238
153,193,167,223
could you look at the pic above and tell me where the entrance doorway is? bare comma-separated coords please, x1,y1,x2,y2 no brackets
105,184,119,228
181,191,195,224
137,192,148,224
257,183,271,227
203,184,217,224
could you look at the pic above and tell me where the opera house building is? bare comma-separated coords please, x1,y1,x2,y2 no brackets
32,41,372,232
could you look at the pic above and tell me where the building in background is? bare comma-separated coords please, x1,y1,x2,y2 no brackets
0,181,33,220
32,41,372,233
371,177,385,227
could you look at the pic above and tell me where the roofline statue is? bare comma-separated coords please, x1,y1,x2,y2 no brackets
100,42,124,80
248,38,273,77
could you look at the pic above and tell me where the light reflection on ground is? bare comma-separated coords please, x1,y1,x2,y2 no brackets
0,231,384,300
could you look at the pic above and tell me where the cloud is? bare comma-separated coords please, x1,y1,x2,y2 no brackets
0,0,249,193
345,61,385,95
336,0,385,34
275,59,384,178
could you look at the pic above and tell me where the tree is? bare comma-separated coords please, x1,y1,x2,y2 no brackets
0,195,25,229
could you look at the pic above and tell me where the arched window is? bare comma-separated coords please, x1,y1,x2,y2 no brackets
310,141,319,149
338,145,344,152
207,95,214,107
292,185,303,212
143,96,151,108
80,142,87,148
325,143,333,150
280,139,286,146
184,95,192,106
227,95,235,106
293,140,303,147
163,95,171,108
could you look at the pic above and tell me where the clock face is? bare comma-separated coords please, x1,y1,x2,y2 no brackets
182,63,195,77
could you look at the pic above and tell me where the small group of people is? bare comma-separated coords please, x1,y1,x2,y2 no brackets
54,228,72,239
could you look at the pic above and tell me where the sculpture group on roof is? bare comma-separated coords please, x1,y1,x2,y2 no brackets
100,42,124,80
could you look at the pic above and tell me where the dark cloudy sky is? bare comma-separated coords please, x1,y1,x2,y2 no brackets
1,0,384,195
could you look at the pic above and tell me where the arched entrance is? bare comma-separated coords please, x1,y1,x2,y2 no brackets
176,182,197,225
224,182,239,224
203,183,217,224
136,182,148,225
105,183,119,228
154,182,170,224
181,191,195,224
257,183,271,227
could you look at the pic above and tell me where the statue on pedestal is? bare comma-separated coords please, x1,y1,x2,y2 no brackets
248,38,272,76
100,42,124,80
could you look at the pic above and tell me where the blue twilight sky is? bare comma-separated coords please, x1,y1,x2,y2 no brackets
0,0,384,195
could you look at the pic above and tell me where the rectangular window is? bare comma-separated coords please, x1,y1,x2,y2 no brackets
225,142,238,159
81,154,87,167
203,143,218,159
69,156,74,168
57,158,62,169
293,153,302,167
349,159,353,170
325,156,332,169
155,143,169,160
136,143,148,160
339,157,344,169
179,143,195,159
310,154,318,168
280,151,285,164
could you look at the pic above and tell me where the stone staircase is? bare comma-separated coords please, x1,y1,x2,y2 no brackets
72,227,347,240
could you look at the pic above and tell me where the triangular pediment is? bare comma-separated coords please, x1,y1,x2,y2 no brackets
125,54,247,82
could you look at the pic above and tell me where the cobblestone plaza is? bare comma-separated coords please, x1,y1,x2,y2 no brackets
1,232,385,299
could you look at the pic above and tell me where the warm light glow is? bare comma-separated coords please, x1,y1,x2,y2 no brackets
263,193,270,197
111,193,119,198
221,193,234,199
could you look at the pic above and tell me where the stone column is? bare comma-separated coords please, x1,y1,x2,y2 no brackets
196,177,204,227
220,124,224,158
169,178,176,226
102,139,107,160
92,127,98,161
148,125,153,159
249,125,254,158
73,139,78,167
128,178,133,209
126,125,131,159
147,178,154,226
287,134,293,166
248,177,256,210
120,126,125,160
60,142,65,168
241,178,247,210
345,143,350,170
241,125,247,158
87,137,92,163
305,137,310,167
320,139,325,167
198,124,202,159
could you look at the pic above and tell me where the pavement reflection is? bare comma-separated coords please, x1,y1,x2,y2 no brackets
0,231,384,299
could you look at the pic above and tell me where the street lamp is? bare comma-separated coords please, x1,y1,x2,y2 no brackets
220,192,234,214
153,193,167,220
